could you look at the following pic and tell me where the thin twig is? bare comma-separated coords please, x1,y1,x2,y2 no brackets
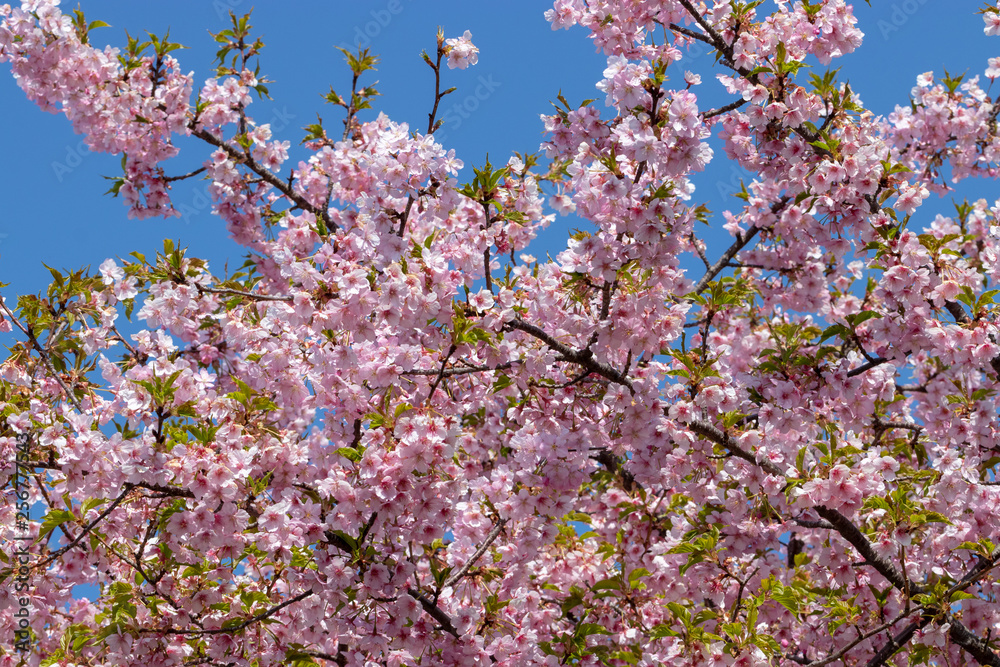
407,587,459,637
443,518,508,588
190,126,334,235
425,344,457,404
689,232,711,270
846,357,888,378
197,285,294,302
163,166,207,182
35,484,135,569
147,590,315,635
691,197,789,294
703,98,748,119
0,297,83,412
805,610,913,667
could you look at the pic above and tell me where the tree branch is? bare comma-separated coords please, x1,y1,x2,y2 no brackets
149,589,315,635
35,484,135,569
813,506,919,596
846,357,889,378
863,617,929,667
407,587,459,637
948,620,1000,667
197,285,294,302
702,97,748,120
803,610,913,667
687,419,783,477
0,297,84,412
190,126,334,234
692,196,788,295
401,362,514,377
504,318,633,391
443,518,508,588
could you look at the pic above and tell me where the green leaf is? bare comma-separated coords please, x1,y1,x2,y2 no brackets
492,374,514,392
844,310,881,327
771,587,800,615
591,578,621,593
575,622,610,637
649,623,680,638
336,447,362,462
39,509,74,540
627,567,649,590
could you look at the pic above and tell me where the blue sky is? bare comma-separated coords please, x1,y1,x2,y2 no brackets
1,1,999,307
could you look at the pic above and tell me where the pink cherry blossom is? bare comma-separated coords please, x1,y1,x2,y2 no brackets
444,30,478,69
2,1,1000,666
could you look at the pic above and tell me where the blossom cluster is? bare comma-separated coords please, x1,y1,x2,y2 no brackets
2,1,1000,666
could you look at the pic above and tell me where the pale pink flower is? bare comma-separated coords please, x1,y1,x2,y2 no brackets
444,30,478,69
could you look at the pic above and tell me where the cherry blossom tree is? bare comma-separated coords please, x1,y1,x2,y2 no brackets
3,0,1000,665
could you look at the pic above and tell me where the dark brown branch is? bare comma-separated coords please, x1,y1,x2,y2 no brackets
197,285,294,302
190,126,334,234
686,419,931,618
131,481,196,499
426,35,447,135
163,166,207,183
948,620,1000,666
863,617,930,667
483,247,494,294
425,344,457,404
599,279,615,321
443,518,508,588
35,484,135,569
945,299,971,324
593,448,640,494
149,590,314,635
689,232,711,270
675,0,730,52
813,506,919,596
792,518,834,530
407,587,459,637
873,419,922,433
946,548,1000,599
396,194,416,238
692,197,787,294
703,98,748,120
666,22,716,48
402,362,514,377
847,357,888,378
687,419,783,477
504,318,632,391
